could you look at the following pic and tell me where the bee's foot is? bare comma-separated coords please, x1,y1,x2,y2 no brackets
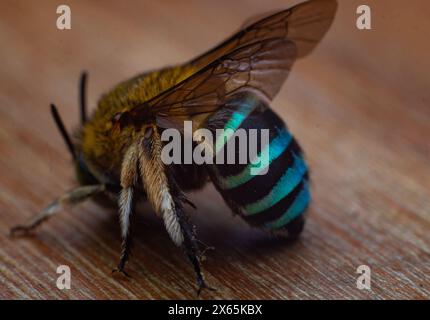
9,225,35,237
196,277,217,297
112,266,131,278
199,247,215,262
197,240,215,261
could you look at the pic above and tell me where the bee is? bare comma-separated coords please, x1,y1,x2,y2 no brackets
11,0,337,294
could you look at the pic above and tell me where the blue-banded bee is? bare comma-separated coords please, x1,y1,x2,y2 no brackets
11,0,337,293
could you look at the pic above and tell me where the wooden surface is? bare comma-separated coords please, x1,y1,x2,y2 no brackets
0,0,429,299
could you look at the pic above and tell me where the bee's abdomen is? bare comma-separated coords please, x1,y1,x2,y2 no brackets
208,96,310,236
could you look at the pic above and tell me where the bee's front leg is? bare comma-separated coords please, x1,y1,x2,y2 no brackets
138,126,215,295
114,142,140,277
10,185,105,236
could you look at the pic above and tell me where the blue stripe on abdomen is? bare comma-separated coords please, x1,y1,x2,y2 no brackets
264,181,310,230
242,153,308,215
214,97,256,154
207,94,310,233
217,127,292,189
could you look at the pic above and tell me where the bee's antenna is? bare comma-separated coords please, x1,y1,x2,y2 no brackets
79,71,88,125
50,103,76,160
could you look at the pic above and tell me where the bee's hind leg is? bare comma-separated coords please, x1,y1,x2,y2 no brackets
174,200,216,296
10,184,105,236
138,125,215,295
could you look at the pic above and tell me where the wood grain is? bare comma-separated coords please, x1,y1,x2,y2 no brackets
0,0,429,299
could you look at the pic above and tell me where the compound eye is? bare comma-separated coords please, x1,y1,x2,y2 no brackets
111,111,131,130
112,112,122,123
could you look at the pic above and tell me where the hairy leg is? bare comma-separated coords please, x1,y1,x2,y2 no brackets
138,125,215,294
114,142,139,276
174,200,216,295
10,184,105,236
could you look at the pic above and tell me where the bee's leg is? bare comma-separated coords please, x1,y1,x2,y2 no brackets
10,184,105,236
113,187,134,277
113,142,139,276
173,200,216,296
138,126,215,295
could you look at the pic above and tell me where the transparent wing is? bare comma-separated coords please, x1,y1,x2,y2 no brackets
115,0,337,130
189,0,337,70
120,38,296,130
